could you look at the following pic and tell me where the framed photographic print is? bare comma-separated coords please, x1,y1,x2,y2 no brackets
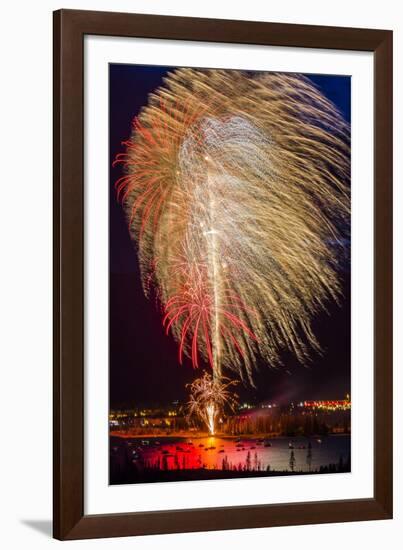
53,9,393,540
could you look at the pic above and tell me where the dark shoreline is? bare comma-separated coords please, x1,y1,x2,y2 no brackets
111,466,351,485
110,432,349,440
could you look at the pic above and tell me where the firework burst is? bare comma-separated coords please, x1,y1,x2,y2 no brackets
187,372,238,435
115,69,350,385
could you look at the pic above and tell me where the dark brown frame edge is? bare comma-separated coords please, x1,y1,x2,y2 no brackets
53,9,393,540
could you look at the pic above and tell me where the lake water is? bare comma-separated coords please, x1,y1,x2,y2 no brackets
110,434,350,481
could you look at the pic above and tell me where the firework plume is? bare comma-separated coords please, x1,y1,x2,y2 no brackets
187,372,238,435
115,69,350,385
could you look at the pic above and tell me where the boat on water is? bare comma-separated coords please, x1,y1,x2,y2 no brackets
264,441,272,447
289,442,294,449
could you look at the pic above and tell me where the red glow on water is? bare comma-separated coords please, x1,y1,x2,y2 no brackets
139,437,256,471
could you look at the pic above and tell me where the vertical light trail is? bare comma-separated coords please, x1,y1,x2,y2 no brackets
205,159,222,383
206,403,215,435
204,161,221,433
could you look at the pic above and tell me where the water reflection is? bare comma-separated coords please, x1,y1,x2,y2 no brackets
110,434,350,483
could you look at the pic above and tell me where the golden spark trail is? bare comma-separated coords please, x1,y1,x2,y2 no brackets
205,164,222,381
115,69,350,385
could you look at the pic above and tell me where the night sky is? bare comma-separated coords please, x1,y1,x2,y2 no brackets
109,64,351,409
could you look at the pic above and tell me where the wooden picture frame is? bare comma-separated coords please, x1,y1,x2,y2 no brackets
53,9,393,540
